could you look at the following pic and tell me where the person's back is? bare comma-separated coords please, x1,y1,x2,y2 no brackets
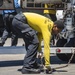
23,12,54,32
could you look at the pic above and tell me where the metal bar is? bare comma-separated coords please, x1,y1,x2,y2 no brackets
35,0,62,4
0,46,26,54
22,7,64,10
0,46,75,54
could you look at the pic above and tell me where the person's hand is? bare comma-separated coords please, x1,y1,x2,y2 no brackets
37,52,43,59
45,66,52,74
46,66,51,71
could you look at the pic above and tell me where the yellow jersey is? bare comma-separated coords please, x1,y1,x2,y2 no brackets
23,12,54,66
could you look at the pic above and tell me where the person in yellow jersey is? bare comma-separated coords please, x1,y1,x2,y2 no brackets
44,4,57,22
12,12,64,74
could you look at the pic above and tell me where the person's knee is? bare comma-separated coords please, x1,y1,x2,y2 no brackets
22,29,39,44
33,34,39,44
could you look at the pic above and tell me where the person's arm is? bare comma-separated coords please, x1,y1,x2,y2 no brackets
41,19,53,67
42,29,51,67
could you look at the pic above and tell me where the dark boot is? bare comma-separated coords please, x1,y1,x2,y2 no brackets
21,67,41,74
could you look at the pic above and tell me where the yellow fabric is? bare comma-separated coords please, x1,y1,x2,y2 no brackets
44,4,56,14
23,12,54,66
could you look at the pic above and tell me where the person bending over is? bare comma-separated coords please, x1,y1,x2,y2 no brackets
12,12,64,74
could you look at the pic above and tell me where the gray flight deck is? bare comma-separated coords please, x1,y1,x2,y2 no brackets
0,38,75,75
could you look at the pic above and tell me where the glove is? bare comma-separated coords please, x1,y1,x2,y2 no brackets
46,66,51,71
45,66,52,74
37,52,43,59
